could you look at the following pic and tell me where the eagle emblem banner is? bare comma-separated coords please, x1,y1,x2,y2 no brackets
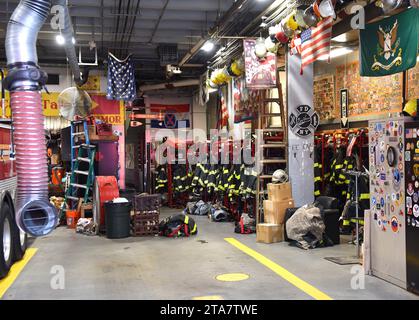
360,8,419,77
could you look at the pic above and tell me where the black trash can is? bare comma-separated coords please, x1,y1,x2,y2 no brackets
105,201,132,239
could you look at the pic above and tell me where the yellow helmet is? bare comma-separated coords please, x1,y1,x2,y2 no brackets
403,99,419,118
286,13,299,31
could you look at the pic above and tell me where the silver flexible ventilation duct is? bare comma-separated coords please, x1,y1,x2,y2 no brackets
3,0,85,236
55,0,87,86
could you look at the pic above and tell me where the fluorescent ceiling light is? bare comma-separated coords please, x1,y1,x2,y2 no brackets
332,34,348,43
201,41,215,52
318,47,353,61
56,34,65,45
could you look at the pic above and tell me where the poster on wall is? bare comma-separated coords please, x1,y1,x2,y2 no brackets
243,39,277,89
149,104,191,129
360,8,419,77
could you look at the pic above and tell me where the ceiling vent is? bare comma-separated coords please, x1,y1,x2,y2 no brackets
158,44,179,66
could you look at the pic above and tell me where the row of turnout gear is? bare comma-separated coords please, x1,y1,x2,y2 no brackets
169,163,258,201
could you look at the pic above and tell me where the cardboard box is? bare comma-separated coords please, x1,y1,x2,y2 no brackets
263,199,295,225
257,223,284,244
268,182,292,201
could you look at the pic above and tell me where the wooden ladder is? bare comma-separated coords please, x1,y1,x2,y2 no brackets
255,78,288,224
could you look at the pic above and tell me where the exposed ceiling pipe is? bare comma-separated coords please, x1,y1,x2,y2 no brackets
139,79,199,92
55,0,88,86
209,0,289,68
124,0,141,52
149,0,170,43
178,0,250,67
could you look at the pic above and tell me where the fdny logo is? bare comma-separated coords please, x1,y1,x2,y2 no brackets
289,105,319,138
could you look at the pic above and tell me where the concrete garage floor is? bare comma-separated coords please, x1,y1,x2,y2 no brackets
2,207,418,300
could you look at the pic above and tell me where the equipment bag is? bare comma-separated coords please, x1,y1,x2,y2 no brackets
159,214,198,237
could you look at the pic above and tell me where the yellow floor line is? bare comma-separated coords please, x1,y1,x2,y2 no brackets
193,295,224,300
225,238,332,300
0,248,38,299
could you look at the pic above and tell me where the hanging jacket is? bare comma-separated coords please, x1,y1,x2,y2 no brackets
314,144,323,197
155,165,168,193
239,164,258,199
342,174,370,227
227,164,241,200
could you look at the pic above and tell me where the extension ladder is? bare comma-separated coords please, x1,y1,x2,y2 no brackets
255,71,288,225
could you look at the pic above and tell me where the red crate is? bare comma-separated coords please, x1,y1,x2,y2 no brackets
132,210,160,237
134,194,161,211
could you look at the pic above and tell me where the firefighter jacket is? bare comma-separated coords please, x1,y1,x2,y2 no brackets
314,144,323,197
342,174,370,227
155,165,168,193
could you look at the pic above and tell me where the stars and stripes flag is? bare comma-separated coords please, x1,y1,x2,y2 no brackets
300,17,333,73
107,52,137,101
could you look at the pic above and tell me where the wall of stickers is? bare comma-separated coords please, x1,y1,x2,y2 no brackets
368,118,406,288
313,53,405,122
408,62,419,100
313,75,336,120
404,122,419,294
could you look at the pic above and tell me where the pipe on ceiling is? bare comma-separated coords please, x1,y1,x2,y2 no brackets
139,79,199,92
55,0,88,86
178,0,250,67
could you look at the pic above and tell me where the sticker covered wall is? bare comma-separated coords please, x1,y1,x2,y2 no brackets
404,122,419,294
368,117,406,288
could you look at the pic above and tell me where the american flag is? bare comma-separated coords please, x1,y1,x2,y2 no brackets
107,52,137,101
300,17,333,72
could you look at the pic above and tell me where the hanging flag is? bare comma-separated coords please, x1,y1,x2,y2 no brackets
360,8,419,77
300,17,333,73
107,52,137,101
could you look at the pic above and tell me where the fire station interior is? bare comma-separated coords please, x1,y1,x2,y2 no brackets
0,0,419,301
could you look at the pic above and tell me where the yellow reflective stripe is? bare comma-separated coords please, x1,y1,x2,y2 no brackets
350,219,364,226
314,163,322,168
347,165,354,169
339,174,346,180
343,220,350,226
360,194,370,200
314,190,321,196
314,177,322,182
184,215,189,224
191,223,197,234
335,165,343,169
